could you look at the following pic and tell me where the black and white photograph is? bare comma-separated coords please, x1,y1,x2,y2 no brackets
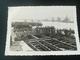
5,6,80,55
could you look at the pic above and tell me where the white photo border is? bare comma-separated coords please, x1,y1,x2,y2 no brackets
5,6,80,56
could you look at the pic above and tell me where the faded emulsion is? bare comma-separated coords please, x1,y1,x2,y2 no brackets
5,6,80,55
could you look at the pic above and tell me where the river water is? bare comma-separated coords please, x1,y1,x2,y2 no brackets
41,21,74,30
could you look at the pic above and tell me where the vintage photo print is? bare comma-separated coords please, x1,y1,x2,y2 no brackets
5,6,80,56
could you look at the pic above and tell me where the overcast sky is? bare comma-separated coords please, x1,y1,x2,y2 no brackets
8,6,76,21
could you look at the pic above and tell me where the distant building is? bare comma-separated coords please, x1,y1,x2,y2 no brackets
62,15,72,23
51,17,55,22
56,17,62,22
